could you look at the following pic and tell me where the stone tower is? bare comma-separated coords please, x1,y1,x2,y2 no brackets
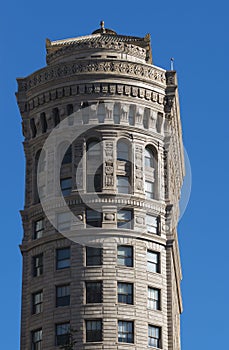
16,22,185,350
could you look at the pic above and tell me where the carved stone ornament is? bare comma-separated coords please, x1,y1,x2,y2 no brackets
104,213,115,221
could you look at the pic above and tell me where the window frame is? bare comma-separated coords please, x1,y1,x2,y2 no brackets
33,254,43,277
32,290,43,314
86,209,102,228
56,247,71,270
117,282,133,305
117,140,129,161
118,320,134,344
117,245,133,267
117,209,132,229
145,180,154,199
60,177,72,196
33,218,44,240
56,284,70,307
31,328,42,350
117,176,130,194
147,250,160,273
146,214,159,234
55,322,70,347
147,287,161,311
148,325,162,348
85,319,102,343
86,281,103,304
86,246,102,266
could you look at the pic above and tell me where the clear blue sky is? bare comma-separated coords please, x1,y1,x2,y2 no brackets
0,0,228,348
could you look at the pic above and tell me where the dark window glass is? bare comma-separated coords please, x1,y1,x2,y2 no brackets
148,287,161,310
31,329,42,350
86,174,102,192
33,254,43,277
34,219,44,240
40,112,47,133
56,285,70,307
147,250,160,273
86,210,102,228
117,176,130,194
145,181,154,199
62,146,72,164
118,321,134,343
86,282,102,303
117,246,133,267
56,323,70,346
118,283,133,304
148,325,161,348
86,247,102,266
145,147,154,168
128,105,135,125
146,215,158,234
117,140,129,161
56,248,70,270
86,320,102,342
60,178,72,196
117,210,132,229
32,291,43,314
87,140,100,158
53,108,60,126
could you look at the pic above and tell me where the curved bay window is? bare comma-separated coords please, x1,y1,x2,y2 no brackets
86,139,102,192
144,145,157,200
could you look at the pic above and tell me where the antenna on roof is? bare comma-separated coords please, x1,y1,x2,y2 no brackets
170,57,174,70
100,20,105,33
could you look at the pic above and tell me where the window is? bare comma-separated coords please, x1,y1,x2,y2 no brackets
86,281,102,303
145,147,154,168
118,321,134,343
62,145,72,164
114,103,120,124
60,178,72,196
145,180,154,199
86,174,101,192
86,320,102,342
97,103,106,123
117,246,133,267
128,105,135,125
148,325,161,348
117,176,130,194
53,107,60,126
147,251,160,273
33,254,43,277
56,323,70,346
86,209,102,228
148,287,161,310
56,248,70,270
32,291,43,314
56,285,70,307
118,282,133,304
40,112,47,133
86,247,102,266
146,215,158,234
57,212,71,231
117,140,129,161
117,210,132,229
34,219,44,239
31,329,42,350
87,140,100,158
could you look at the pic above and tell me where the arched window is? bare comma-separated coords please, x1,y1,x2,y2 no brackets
117,140,129,161
114,103,120,124
97,103,106,123
86,139,102,192
145,147,154,168
40,113,47,133
53,108,60,127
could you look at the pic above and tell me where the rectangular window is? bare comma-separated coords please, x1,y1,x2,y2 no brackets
34,219,44,239
86,320,102,342
118,320,134,343
56,323,70,346
148,325,161,348
145,181,154,199
117,245,133,267
56,285,70,307
86,174,101,192
56,247,70,270
117,176,130,194
118,282,133,304
86,281,102,303
148,287,161,310
33,254,43,277
31,329,42,350
32,290,43,314
146,215,158,234
86,247,102,266
117,210,132,229
57,212,71,231
147,250,160,273
86,209,102,228
60,178,72,196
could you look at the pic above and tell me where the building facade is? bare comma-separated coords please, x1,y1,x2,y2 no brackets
16,23,185,350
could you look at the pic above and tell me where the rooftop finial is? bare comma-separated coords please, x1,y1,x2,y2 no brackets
170,57,174,70
100,20,105,33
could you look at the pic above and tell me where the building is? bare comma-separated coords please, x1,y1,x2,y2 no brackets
16,22,185,350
